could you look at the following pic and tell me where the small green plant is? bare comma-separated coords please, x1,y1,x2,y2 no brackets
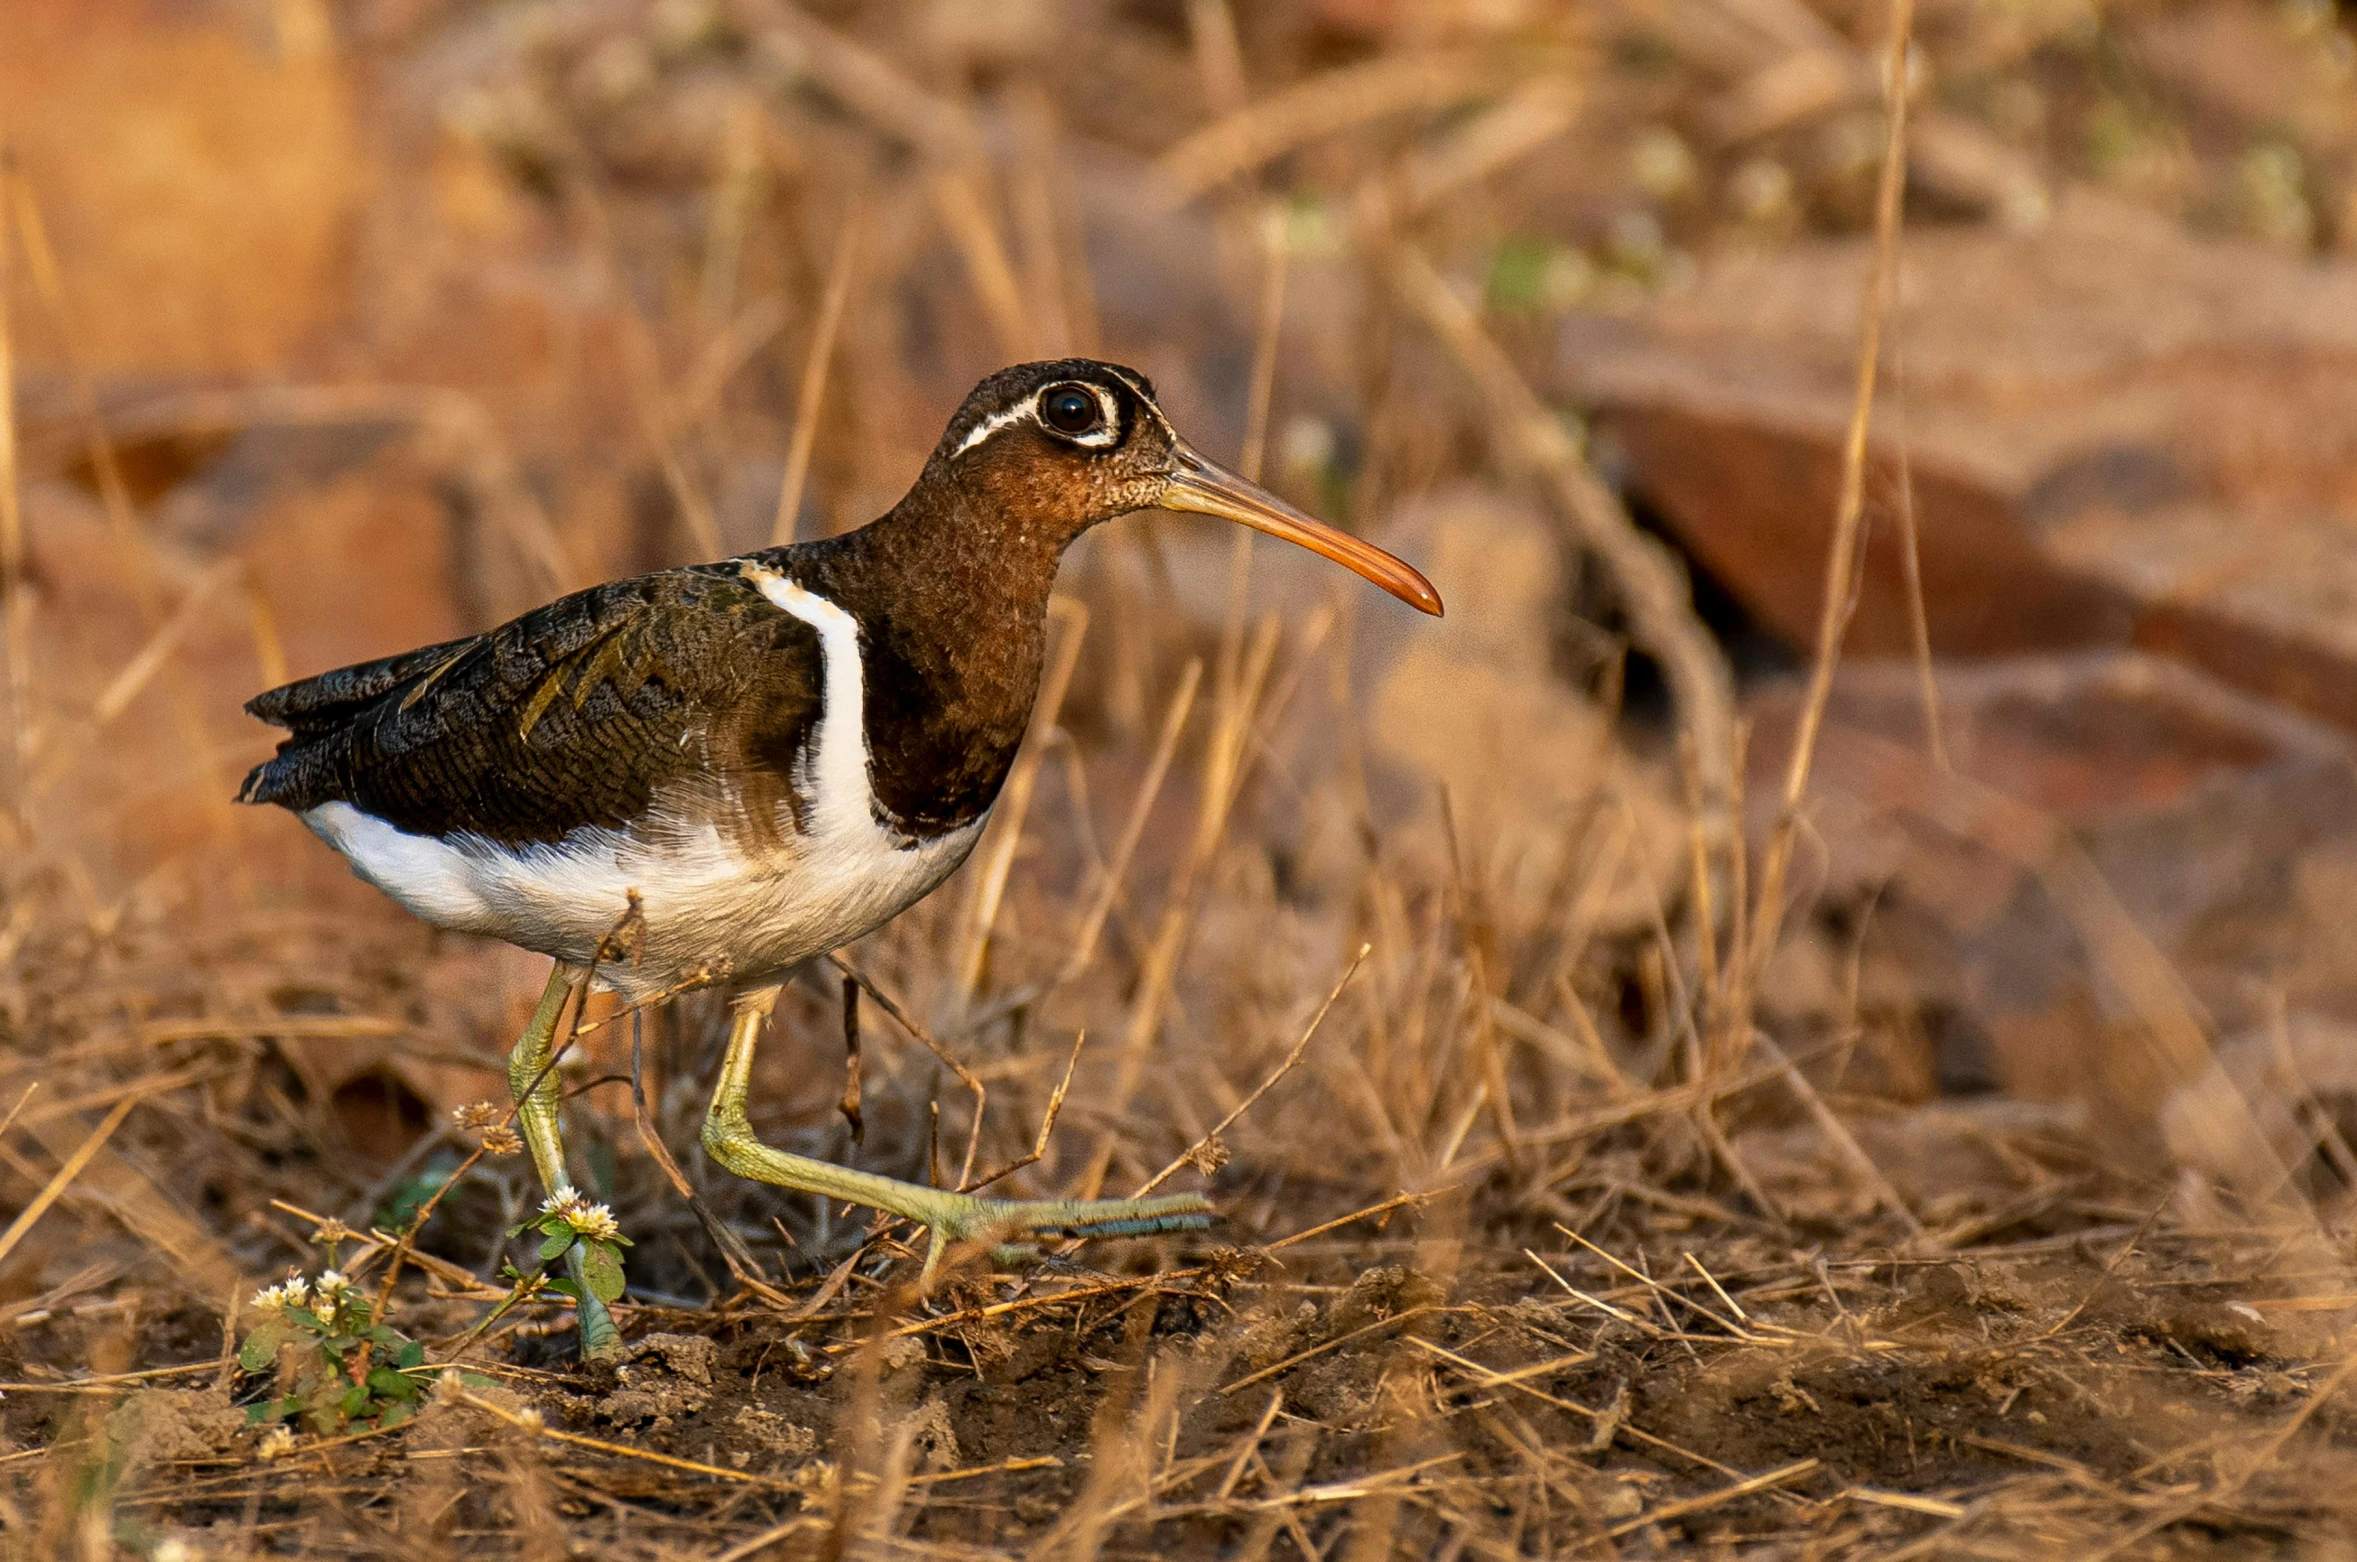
469,1190,631,1359
516,1189,631,1308
238,1272,438,1436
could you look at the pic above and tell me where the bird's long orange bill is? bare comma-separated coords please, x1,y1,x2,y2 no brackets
1155,446,1443,616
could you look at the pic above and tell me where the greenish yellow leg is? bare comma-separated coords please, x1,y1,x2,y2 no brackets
700,986,1214,1280
505,963,621,1361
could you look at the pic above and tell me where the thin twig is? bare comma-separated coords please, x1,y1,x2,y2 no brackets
1735,0,1919,1048
772,203,864,545
1133,944,1368,1196
456,1390,796,1489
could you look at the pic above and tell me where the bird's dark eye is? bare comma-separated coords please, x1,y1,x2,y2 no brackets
1041,385,1104,436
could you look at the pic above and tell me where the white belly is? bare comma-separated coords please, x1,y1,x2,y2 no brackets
303,559,989,1000
304,801,982,999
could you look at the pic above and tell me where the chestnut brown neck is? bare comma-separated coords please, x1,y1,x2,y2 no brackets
763,459,1089,835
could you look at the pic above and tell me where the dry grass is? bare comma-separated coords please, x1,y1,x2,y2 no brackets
3,0,2357,1556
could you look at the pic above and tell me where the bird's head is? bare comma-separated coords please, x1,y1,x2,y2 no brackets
935,358,1442,616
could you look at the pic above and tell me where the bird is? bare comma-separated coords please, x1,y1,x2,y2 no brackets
237,358,1441,1356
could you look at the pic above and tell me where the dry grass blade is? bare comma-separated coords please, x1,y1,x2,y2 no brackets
0,176,29,791
628,1015,791,1307
454,1390,795,1489
1734,0,1918,1040
829,953,991,1191
1156,48,1531,200
709,1516,826,1562
1217,1306,1445,1396
86,560,239,728
1055,657,1202,987
1608,1458,1821,1536
1108,614,1281,1115
1133,942,1367,1196
962,1029,1086,1194
0,1091,143,1273
771,204,864,546
1384,242,1736,852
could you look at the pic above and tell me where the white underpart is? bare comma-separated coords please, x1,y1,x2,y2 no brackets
305,562,986,1001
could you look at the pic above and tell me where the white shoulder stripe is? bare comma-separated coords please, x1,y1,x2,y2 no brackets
738,561,874,838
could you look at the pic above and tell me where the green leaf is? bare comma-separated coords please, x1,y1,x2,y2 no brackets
338,1384,370,1419
578,1240,625,1304
366,1367,419,1401
378,1399,416,1430
365,1324,407,1349
458,1371,498,1389
395,1340,426,1371
538,1231,573,1263
238,1318,293,1374
546,1277,581,1300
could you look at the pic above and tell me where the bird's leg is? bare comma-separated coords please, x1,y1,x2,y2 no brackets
506,962,622,1361
701,985,1214,1281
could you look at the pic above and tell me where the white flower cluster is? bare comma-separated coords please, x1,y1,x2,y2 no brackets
540,1191,622,1243
250,1268,363,1323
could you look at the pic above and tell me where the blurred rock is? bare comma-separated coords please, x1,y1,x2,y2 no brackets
2163,1012,2357,1200
1558,192,2357,731
1748,653,2357,1110
0,0,361,378
1350,486,1687,934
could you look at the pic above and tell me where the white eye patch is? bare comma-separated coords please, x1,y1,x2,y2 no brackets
952,383,1121,456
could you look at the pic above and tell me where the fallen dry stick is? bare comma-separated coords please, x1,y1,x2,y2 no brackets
1608,1457,1822,1537
456,1389,796,1490
0,1091,142,1272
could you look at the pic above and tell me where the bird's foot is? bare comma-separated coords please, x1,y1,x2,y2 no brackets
563,1239,625,1361
909,1189,1217,1279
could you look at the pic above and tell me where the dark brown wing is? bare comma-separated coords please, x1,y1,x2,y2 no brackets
238,563,823,847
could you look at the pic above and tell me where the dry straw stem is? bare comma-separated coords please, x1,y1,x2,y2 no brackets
1132,942,1368,1197
747,4,1034,360
1735,0,1916,1047
1104,613,1283,1125
1408,1336,1774,1488
1154,47,1556,200
770,202,864,546
1608,1456,1821,1537
829,952,992,1192
0,165,30,792
1829,725,2309,1216
1383,243,1736,854
626,1016,790,1307
454,1389,794,1489
557,168,727,561
960,1027,1087,1195
1054,656,1203,988
0,1092,139,1274
88,385,577,594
